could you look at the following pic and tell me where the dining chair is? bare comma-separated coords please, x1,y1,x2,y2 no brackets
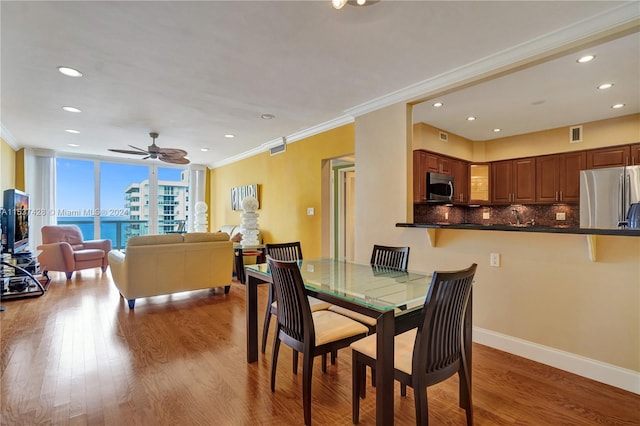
261,242,332,355
350,263,477,425
268,257,369,426
329,245,411,330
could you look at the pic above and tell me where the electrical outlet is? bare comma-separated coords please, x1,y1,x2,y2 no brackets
490,253,501,267
307,264,314,273
556,212,566,221
307,207,315,216
445,212,449,220
482,212,490,220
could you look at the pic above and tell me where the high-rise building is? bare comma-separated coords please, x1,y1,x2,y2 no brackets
124,170,189,239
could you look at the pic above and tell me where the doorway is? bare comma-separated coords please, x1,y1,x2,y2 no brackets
332,158,355,261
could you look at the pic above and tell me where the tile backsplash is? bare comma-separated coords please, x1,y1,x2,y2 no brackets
414,203,580,228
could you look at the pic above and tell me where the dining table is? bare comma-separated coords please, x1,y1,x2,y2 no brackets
244,258,473,426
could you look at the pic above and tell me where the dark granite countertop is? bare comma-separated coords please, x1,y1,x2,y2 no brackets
396,222,640,236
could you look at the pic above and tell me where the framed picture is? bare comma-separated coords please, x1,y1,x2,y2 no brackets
231,184,259,211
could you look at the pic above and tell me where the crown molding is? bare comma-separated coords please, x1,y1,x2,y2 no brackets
0,122,19,150
211,114,354,168
345,2,640,117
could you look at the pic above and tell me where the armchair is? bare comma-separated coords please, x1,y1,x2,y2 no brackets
37,225,112,279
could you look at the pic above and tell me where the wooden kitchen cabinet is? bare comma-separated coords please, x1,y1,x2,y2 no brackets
586,145,631,168
631,144,640,165
536,152,585,203
451,159,469,204
491,157,536,204
413,150,428,202
469,163,490,204
423,151,451,174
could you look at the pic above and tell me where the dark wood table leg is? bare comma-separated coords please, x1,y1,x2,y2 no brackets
235,248,246,284
246,273,259,363
376,309,395,426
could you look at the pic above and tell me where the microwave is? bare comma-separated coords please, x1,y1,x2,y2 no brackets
426,172,454,202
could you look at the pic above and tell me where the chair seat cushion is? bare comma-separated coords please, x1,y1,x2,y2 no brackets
328,305,377,327
74,249,106,262
271,296,332,313
312,310,369,346
350,328,417,375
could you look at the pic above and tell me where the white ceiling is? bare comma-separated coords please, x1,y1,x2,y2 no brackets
1,1,638,168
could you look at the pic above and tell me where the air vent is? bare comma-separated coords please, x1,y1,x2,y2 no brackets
569,126,582,143
439,131,448,142
269,137,287,156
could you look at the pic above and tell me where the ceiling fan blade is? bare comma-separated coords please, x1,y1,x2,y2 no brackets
158,147,188,157
160,156,190,165
128,145,150,153
108,149,148,155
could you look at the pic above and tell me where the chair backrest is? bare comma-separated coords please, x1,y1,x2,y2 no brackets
413,263,477,379
265,242,303,261
370,245,410,270
41,225,84,246
267,257,314,348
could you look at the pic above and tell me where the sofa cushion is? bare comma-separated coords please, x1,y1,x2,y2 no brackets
183,232,230,243
74,248,106,262
127,234,183,247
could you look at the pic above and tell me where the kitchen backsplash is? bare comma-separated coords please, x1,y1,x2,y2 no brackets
414,203,580,228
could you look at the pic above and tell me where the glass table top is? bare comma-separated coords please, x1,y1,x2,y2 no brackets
246,258,433,313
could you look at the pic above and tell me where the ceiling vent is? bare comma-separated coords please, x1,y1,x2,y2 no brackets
269,137,287,156
439,131,448,142
569,126,582,143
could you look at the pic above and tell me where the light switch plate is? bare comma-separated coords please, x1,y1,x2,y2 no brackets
556,212,566,221
307,207,315,216
482,212,490,220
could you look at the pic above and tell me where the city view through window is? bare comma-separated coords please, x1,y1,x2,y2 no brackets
56,158,189,249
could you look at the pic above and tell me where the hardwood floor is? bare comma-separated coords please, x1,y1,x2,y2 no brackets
1,269,638,425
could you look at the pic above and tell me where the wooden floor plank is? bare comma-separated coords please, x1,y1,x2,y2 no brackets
1,269,638,425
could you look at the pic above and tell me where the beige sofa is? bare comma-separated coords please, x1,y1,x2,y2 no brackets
108,232,233,309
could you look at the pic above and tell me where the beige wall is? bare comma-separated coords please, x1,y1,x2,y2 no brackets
358,107,640,374
413,121,475,160
483,113,639,161
1,137,16,192
210,125,354,258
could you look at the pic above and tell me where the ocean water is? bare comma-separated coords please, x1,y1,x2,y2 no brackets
57,216,138,249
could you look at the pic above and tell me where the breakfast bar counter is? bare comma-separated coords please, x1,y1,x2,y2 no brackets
396,222,640,236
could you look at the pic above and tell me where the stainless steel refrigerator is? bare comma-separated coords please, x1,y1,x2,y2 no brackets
580,165,640,229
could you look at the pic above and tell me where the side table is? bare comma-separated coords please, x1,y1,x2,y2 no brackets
234,244,265,284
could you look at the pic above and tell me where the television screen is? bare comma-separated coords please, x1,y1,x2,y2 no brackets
2,189,30,254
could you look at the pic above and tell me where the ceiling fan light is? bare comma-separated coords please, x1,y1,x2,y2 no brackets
332,0,348,9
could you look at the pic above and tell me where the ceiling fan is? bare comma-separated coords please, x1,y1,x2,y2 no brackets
108,132,190,164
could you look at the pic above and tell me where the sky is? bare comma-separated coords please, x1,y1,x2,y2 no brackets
56,158,184,215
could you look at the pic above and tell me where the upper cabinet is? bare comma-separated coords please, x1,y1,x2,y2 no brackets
491,158,536,204
469,164,490,204
423,151,451,174
586,145,631,168
451,159,469,204
631,144,640,166
536,152,586,203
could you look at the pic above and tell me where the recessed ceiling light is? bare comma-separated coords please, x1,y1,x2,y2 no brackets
67,143,80,147
432,102,443,108
65,129,80,134
577,55,595,63
224,134,235,138
260,113,275,120
62,106,81,113
493,128,501,133
597,83,614,90
466,116,476,121
611,103,625,109
58,66,83,77
200,148,209,152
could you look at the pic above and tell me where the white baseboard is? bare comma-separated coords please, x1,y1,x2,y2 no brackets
473,327,640,394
